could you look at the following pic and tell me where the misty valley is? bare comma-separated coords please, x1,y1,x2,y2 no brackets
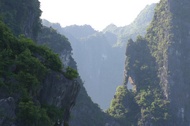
0,0,190,126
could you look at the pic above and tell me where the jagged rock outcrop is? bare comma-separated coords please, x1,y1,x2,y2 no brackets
37,25,120,126
0,20,80,126
0,0,80,126
145,0,190,125
123,37,158,91
42,21,124,109
109,0,190,125
40,71,80,124
0,97,16,126
37,26,81,124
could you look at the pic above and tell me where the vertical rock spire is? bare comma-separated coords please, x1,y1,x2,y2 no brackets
146,0,190,125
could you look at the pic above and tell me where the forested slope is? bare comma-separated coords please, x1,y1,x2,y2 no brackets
0,0,80,125
108,0,190,125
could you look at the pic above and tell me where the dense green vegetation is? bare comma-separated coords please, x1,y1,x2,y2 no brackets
108,0,190,125
0,20,61,92
37,26,79,79
17,101,51,126
125,36,158,90
107,86,139,126
145,0,190,125
0,20,78,125
2,0,190,125
107,37,170,125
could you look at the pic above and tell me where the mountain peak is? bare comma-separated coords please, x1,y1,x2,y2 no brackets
103,24,117,33
63,24,97,39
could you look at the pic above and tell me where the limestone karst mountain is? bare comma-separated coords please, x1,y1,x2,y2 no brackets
0,0,80,125
108,0,190,125
42,3,156,109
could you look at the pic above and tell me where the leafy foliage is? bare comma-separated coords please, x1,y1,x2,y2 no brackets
37,26,79,80
64,67,79,80
17,101,51,126
0,20,65,125
145,0,190,125
44,105,64,123
135,88,170,125
107,86,139,126
108,36,170,125
125,36,158,90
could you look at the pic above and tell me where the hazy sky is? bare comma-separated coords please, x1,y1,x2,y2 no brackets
39,0,160,31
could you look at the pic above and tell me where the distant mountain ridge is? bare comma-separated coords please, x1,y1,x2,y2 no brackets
103,3,156,46
42,3,156,109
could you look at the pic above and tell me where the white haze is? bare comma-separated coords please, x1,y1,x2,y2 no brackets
39,0,160,31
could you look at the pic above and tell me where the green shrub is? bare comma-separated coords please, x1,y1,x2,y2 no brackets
17,101,51,126
64,67,78,80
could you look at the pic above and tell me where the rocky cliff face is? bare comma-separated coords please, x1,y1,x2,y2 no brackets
146,0,190,125
0,97,16,125
37,26,81,125
110,36,167,126
123,37,158,91
42,20,124,109
40,71,79,124
113,0,190,125
37,26,121,126
0,21,80,126
0,0,41,39
0,1,80,126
